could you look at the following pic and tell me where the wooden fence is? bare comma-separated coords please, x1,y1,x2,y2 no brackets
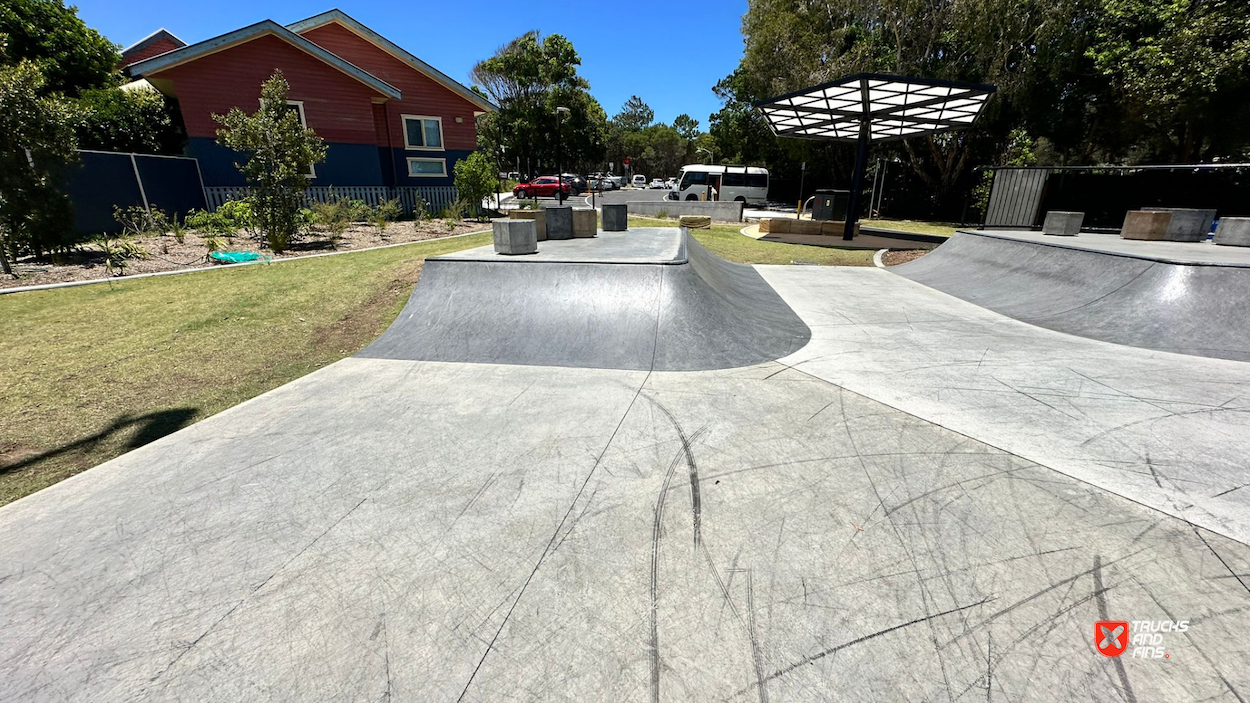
203,185,466,217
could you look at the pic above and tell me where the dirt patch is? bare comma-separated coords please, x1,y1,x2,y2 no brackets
311,259,425,356
2,220,487,290
881,249,929,266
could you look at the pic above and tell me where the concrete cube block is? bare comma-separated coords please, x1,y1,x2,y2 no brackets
507,209,546,241
602,203,628,231
1214,217,1250,247
1042,210,1083,236
572,208,597,238
546,206,574,240
1121,211,1170,240
492,218,537,255
1142,208,1216,242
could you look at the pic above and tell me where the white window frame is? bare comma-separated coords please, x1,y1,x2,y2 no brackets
406,157,447,178
261,98,316,178
401,114,444,151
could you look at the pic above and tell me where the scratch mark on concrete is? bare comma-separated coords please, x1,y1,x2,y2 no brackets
1094,555,1138,703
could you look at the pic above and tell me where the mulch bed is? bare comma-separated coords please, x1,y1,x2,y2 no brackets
2,220,489,290
881,249,929,266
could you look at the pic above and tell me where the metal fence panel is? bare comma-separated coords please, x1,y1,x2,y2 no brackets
984,168,1048,228
204,185,466,218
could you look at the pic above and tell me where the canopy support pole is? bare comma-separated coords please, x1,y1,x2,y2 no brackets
845,122,870,241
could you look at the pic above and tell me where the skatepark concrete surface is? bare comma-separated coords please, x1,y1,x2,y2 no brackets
895,231,1250,361
3,228,1249,702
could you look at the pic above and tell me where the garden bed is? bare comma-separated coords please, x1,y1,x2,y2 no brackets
2,220,489,290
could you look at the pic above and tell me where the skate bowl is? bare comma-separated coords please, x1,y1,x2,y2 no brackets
359,228,811,371
892,231,1250,361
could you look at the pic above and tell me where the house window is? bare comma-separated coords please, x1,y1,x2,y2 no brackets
407,157,447,178
402,115,443,150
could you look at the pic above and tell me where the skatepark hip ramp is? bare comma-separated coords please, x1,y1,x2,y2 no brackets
358,228,811,371
892,231,1250,361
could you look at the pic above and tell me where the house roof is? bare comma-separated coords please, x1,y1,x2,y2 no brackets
126,20,402,101
287,9,496,113
121,28,187,57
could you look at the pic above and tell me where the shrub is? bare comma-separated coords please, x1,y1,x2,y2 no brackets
309,193,354,247
75,85,183,154
214,71,326,252
113,205,168,236
453,151,494,221
184,209,232,236
372,198,401,238
216,199,255,230
202,235,225,253
93,233,148,276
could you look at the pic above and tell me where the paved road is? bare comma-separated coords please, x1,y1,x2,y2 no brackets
2,228,1248,701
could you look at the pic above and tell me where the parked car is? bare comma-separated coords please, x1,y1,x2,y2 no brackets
606,176,624,189
560,173,588,194
513,176,572,199
649,178,666,189
631,174,647,188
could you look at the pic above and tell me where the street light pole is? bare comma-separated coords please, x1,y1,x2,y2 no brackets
556,106,570,205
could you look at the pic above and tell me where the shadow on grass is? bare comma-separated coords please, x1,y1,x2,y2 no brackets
1,407,198,477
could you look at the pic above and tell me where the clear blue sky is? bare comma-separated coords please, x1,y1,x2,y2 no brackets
74,0,749,128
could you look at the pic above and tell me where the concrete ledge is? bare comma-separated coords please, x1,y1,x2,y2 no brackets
1215,218,1250,247
629,200,744,222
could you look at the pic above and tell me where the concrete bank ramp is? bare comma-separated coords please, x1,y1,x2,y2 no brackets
893,231,1250,361
359,228,811,371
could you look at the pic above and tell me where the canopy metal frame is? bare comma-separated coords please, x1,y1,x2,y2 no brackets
756,73,996,239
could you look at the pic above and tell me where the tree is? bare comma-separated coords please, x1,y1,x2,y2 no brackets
613,96,653,132
75,85,184,154
0,0,118,96
214,71,326,253
1087,0,1250,162
453,151,495,218
672,114,700,141
472,32,606,176
0,60,79,273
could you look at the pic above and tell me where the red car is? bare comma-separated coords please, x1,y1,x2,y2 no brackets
513,176,572,199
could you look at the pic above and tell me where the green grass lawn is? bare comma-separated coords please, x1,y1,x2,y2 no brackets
861,218,962,237
628,215,877,266
0,232,490,507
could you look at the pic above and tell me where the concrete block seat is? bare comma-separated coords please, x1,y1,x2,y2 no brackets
507,209,547,241
1121,210,1171,241
572,208,596,238
1042,210,1083,236
1142,207,1216,242
491,218,537,255
602,203,628,231
1214,217,1250,247
546,206,574,240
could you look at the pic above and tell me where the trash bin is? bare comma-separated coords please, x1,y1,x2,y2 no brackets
811,189,850,221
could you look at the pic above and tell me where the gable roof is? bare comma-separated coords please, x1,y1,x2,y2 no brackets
121,28,187,57
287,9,495,113
126,20,401,101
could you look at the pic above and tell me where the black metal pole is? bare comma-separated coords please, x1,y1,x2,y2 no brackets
556,112,564,205
844,122,870,241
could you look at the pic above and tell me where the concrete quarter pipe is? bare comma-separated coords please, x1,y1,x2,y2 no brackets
359,228,812,371
893,231,1250,361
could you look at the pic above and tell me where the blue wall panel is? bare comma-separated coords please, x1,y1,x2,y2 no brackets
190,138,385,187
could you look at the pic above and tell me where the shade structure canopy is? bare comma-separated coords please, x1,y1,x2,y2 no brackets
755,74,996,239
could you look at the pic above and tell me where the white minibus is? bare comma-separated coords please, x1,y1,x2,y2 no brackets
669,165,768,204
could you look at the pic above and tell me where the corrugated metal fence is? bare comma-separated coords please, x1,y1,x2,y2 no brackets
204,185,466,217
983,168,1049,228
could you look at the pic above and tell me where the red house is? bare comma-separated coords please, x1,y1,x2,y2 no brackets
125,10,495,189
